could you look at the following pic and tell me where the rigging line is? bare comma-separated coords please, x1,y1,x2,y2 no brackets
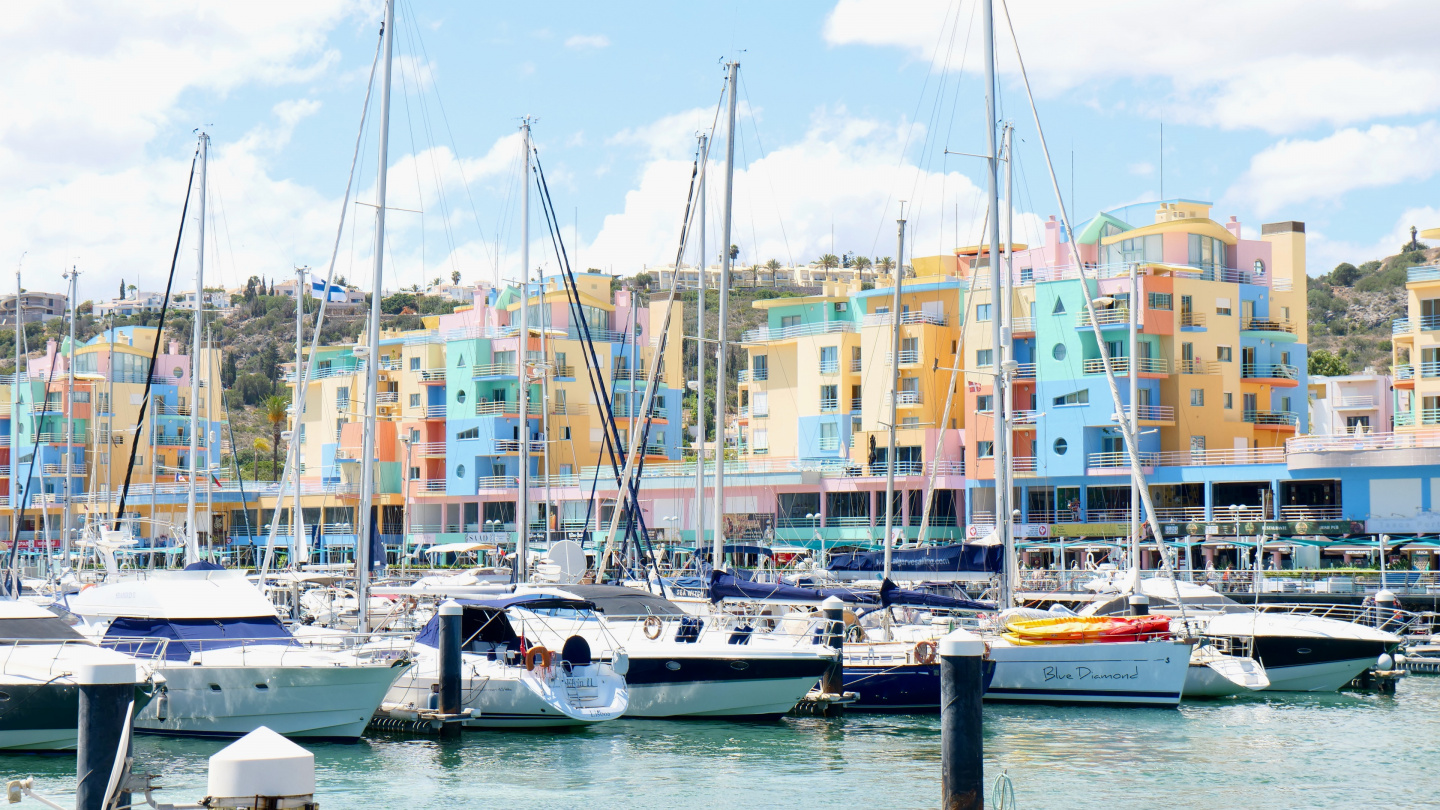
259,22,383,576
111,148,200,532
941,0,981,155
905,0,966,231
397,4,463,282
5,354,64,596
867,0,963,257
399,0,499,279
735,73,794,269
394,32,427,287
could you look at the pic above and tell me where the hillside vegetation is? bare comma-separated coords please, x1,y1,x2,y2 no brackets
1307,243,1439,375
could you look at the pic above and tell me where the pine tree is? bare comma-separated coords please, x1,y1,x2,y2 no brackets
119,278,125,299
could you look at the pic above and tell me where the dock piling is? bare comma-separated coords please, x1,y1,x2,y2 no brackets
939,629,984,810
1128,593,1150,616
821,596,844,696
76,662,136,810
438,599,463,738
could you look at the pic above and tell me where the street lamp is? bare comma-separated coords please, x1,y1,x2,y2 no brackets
400,434,412,574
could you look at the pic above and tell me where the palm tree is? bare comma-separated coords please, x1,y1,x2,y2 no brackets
252,437,270,483
877,256,895,276
264,395,288,482
450,270,461,285
852,256,873,277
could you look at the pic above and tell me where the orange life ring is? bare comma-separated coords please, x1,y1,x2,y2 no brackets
524,645,554,671
643,616,663,640
913,640,938,665
81,583,96,592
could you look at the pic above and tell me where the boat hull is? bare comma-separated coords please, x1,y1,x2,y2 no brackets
1184,656,1268,698
385,657,628,729
0,682,153,752
136,662,407,740
1258,657,1379,692
985,639,1193,707
623,654,830,717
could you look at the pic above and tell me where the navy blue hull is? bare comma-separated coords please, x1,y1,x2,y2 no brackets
843,660,994,712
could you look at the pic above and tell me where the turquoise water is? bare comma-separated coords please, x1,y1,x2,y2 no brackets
7,677,1439,809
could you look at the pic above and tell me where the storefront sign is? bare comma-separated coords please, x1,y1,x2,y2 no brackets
1183,520,1364,537
1366,515,1440,535
723,513,774,540
966,524,1049,539
1047,522,1127,538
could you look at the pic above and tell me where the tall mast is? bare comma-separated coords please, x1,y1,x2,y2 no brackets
356,0,395,632
63,266,78,568
982,0,1011,607
1000,122,1019,596
12,264,20,548
515,117,532,584
711,61,738,570
185,131,208,566
1128,259,1140,590
882,211,906,586
205,325,215,561
692,133,707,553
294,266,307,567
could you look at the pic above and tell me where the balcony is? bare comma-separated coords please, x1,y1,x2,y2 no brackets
1011,410,1040,425
1011,317,1036,333
1244,409,1299,429
475,401,542,416
819,397,839,413
374,393,396,404
819,360,841,375
422,405,447,419
1081,357,1169,375
1013,363,1036,379
494,439,546,453
1422,315,1440,331
887,391,923,407
850,358,862,372
1110,405,1176,423
1407,264,1440,283
554,364,575,378
741,320,858,343
1395,364,1415,381
738,368,768,383
1177,358,1210,374
1421,361,1440,378
416,368,446,383
862,311,948,328
886,350,920,366
849,397,863,412
1394,318,1412,335
550,402,588,416
472,363,517,378
1179,312,1206,329
1241,363,1300,383
1396,410,1440,427
1241,318,1297,336
1279,505,1343,520
1013,456,1037,474
612,367,660,384
1075,308,1131,329
817,436,840,451
410,442,446,457
410,479,447,495
41,464,86,476
1332,395,1375,409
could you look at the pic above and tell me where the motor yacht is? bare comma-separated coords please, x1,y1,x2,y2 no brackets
0,600,160,751
380,594,627,729
63,569,411,740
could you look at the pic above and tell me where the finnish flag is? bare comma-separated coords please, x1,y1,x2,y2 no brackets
310,275,348,303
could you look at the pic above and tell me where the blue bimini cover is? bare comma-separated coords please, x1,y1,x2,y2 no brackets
103,616,296,662
878,579,995,611
826,544,1001,574
706,571,880,605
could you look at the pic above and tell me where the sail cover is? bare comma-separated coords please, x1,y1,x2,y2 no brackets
827,544,1002,574
707,571,878,604
879,579,994,611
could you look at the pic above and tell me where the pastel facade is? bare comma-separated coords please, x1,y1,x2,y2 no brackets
1308,373,1393,435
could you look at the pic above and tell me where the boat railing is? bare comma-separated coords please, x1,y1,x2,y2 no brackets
1254,602,1420,634
99,633,414,666
0,637,168,678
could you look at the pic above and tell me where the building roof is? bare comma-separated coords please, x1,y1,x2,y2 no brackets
1099,216,1237,247
1074,211,1134,245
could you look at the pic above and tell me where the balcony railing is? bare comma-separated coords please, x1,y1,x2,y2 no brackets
819,360,841,375
850,358,862,372
888,350,920,366
849,397,863,412
887,391,923,406
1394,318,1412,334
1177,358,1209,374
1395,364,1415,380
1087,447,1286,468
422,405,447,419
550,403,587,415
1082,357,1169,375
1180,312,1206,328
1010,317,1036,333
1422,315,1440,331
1013,363,1036,379
1110,405,1176,422
1279,505,1343,520
817,436,840,451
410,442,446,456
553,364,575,378
1241,318,1296,335
1011,410,1040,424
741,320,858,343
475,401,542,416
1396,410,1440,427
1244,410,1299,427
1332,395,1375,409
1076,308,1131,329
819,398,839,413
472,363,517,378
738,369,768,383
1013,456,1037,473
374,393,397,404
41,464,86,476
1407,264,1440,283
494,439,546,453
612,367,660,383
1422,361,1440,378
418,368,446,382
1241,363,1300,381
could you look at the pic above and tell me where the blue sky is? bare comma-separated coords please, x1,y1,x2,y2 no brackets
3,0,1439,301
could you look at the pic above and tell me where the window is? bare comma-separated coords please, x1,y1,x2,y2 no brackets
409,357,420,370
976,394,993,412
1217,346,1233,362
977,441,994,458
562,426,572,440
818,421,838,451
976,349,994,367
456,464,466,479
780,315,802,329
1190,389,1205,407
1020,267,1034,283
456,389,467,404
1052,343,1067,361
819,346,838,373
976,303,992,322
819,385,839,411
1216,297,1232,316
1053,438,1068,455
1103,233,1163,265
1190,436,1206,453
749,390,769,417
754,428,769,452
1281,306,1290,322
456,354,466,367
73,392,90,403
409,466,420,480
409,428,421,442
409,393,421,407
753,355,768,378
1053,390,1089,406
1052,299,1066,315
298,424,307,444
456,427,479,440
1187,233,1225,272
1224,393,1233,409
901,416,919,426
1148,293,1173,311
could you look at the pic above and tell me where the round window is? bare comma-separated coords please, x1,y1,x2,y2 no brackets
173,366,183,378
1053,438,1068,456
1052,343,1067,361
456,464,466,478
456,389,467,404
1253,259,1265,275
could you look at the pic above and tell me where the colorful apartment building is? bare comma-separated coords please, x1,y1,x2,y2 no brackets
1392,247,1440,429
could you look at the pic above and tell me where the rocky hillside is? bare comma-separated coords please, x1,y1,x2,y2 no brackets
1307,244,1440,374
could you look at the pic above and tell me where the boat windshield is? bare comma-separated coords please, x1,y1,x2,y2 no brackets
0,616,88,644
103,616,297,662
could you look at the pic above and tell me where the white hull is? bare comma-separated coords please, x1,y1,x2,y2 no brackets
0,728,81,752
986,640,1193,706
1261,658,1375,692
1185,657,1269,698
385,655,627,729
625,674,822,717
137,662,407,739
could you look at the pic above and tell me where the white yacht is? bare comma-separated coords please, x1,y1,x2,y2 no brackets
63,569,411,740
522,585,836,717
380,594,628,729
0,600,161,751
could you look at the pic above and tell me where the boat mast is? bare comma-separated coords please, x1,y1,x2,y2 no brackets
356,0,395,632
294,266,307,568
1127,259,1141,592
692,133,707,555
1000,122,1019,596
982,0,1012,608
63,266,78,570
205,324,215,561
184,131,208,567
711,61,738,571
882,210,906,586
515,117,532,584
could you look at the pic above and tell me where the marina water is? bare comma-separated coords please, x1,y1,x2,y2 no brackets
7,677,1437,809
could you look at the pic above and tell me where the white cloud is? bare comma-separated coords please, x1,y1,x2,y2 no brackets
1128,162,1154,177
1308,206,1440,277
564,34,610,50
582,107,1044,274
1222,123,1440,216
607,106,736,161
824,0,1440,134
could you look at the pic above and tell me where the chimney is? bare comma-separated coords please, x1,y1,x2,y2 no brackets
169,340,179,355
1225,215,1242,239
